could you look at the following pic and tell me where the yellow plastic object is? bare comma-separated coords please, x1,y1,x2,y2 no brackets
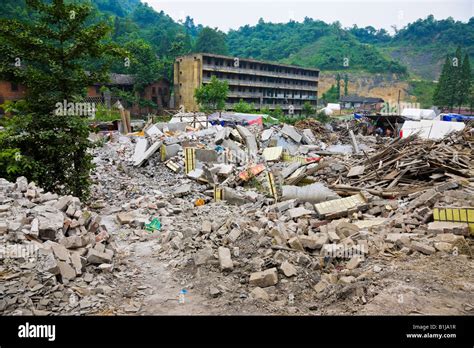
184,147,196,174
433,207,474,235
214,186,223,202
195,199,205,207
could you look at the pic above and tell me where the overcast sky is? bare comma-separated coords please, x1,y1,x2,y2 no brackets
145,0,473,33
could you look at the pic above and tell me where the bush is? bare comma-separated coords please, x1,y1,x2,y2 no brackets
3,112,94,198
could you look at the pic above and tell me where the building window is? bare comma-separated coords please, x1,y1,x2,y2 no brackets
11,83,18,92
152,87,156,94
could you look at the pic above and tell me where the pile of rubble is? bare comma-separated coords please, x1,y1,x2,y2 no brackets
0,177,121,315
319,128,474,196
2,115,472,315
87,118,472,313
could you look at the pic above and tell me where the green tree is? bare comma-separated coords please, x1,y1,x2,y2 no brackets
0,0,122,199
302,101,315,117
457,53,472,111
344,74,349,96
194,76,229,113
233,99,256,113
322,85,339,103
433,56,451,109
271,106,284,119
194,27,228,55
121,39,164,92
450,47,463,111
469,84,474,114
335,73,341,99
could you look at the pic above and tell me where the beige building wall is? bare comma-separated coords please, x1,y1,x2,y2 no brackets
174,54,203,112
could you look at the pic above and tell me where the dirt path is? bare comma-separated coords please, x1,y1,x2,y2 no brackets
128,240,217,315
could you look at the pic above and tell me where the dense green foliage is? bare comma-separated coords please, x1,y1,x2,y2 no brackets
408,80,436,108
0,0,122,199
233,99,256,114
433,48,472,111
2,1,472,82
194,76,229,113
227,18,406,74
322,85,339,103
194,27,228,55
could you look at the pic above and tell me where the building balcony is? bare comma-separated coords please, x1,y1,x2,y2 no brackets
225,102,303,110
203,77,317,92
228,92,317,100
203,64,318,82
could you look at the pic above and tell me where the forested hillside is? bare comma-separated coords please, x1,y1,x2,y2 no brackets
1,0,472,85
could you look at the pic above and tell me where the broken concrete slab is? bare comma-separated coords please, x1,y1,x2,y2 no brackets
116,212,134,225
262,146,283,162
434,242,453,252
187,168,204,180
281,162,301,179
385,233,419,243
145,124,164,137
174,184,192,197
51,243,71,263
86,249,113,264
301,129,316,144
288,236,304,251
58,261,76,281
236,125,258,155
261,129,273,142
287,207,312,219
249,268,278,287
134,141,162,167
218,247,233,271
132,138,148,166
280,261,297,277
410,241,436,255
313,280,329,293
433,233,464,243
281,124,302,143
251,287,270,300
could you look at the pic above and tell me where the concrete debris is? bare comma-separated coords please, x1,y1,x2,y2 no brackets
217,247,234,271
2,118,472,316
249,268,279,288
280,261,297,277
251,287,270,300
0,176,119,315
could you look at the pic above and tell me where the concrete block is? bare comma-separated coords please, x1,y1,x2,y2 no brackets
281,124,302,143
251,287,270,300
410,241,436,255
280,261,297,277
249,268,278,287
218,247,233,271
86,249,112,264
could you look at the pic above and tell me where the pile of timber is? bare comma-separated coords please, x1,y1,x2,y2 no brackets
331,127,473,197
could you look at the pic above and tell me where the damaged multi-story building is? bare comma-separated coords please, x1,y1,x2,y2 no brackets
174,53,319,115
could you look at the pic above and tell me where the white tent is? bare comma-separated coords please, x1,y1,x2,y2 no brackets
401,108,436,121
400,120,465,140
320,107,334,116
326,103,341,111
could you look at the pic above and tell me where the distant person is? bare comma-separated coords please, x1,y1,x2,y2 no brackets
385,128,392,138
375,127,384,136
